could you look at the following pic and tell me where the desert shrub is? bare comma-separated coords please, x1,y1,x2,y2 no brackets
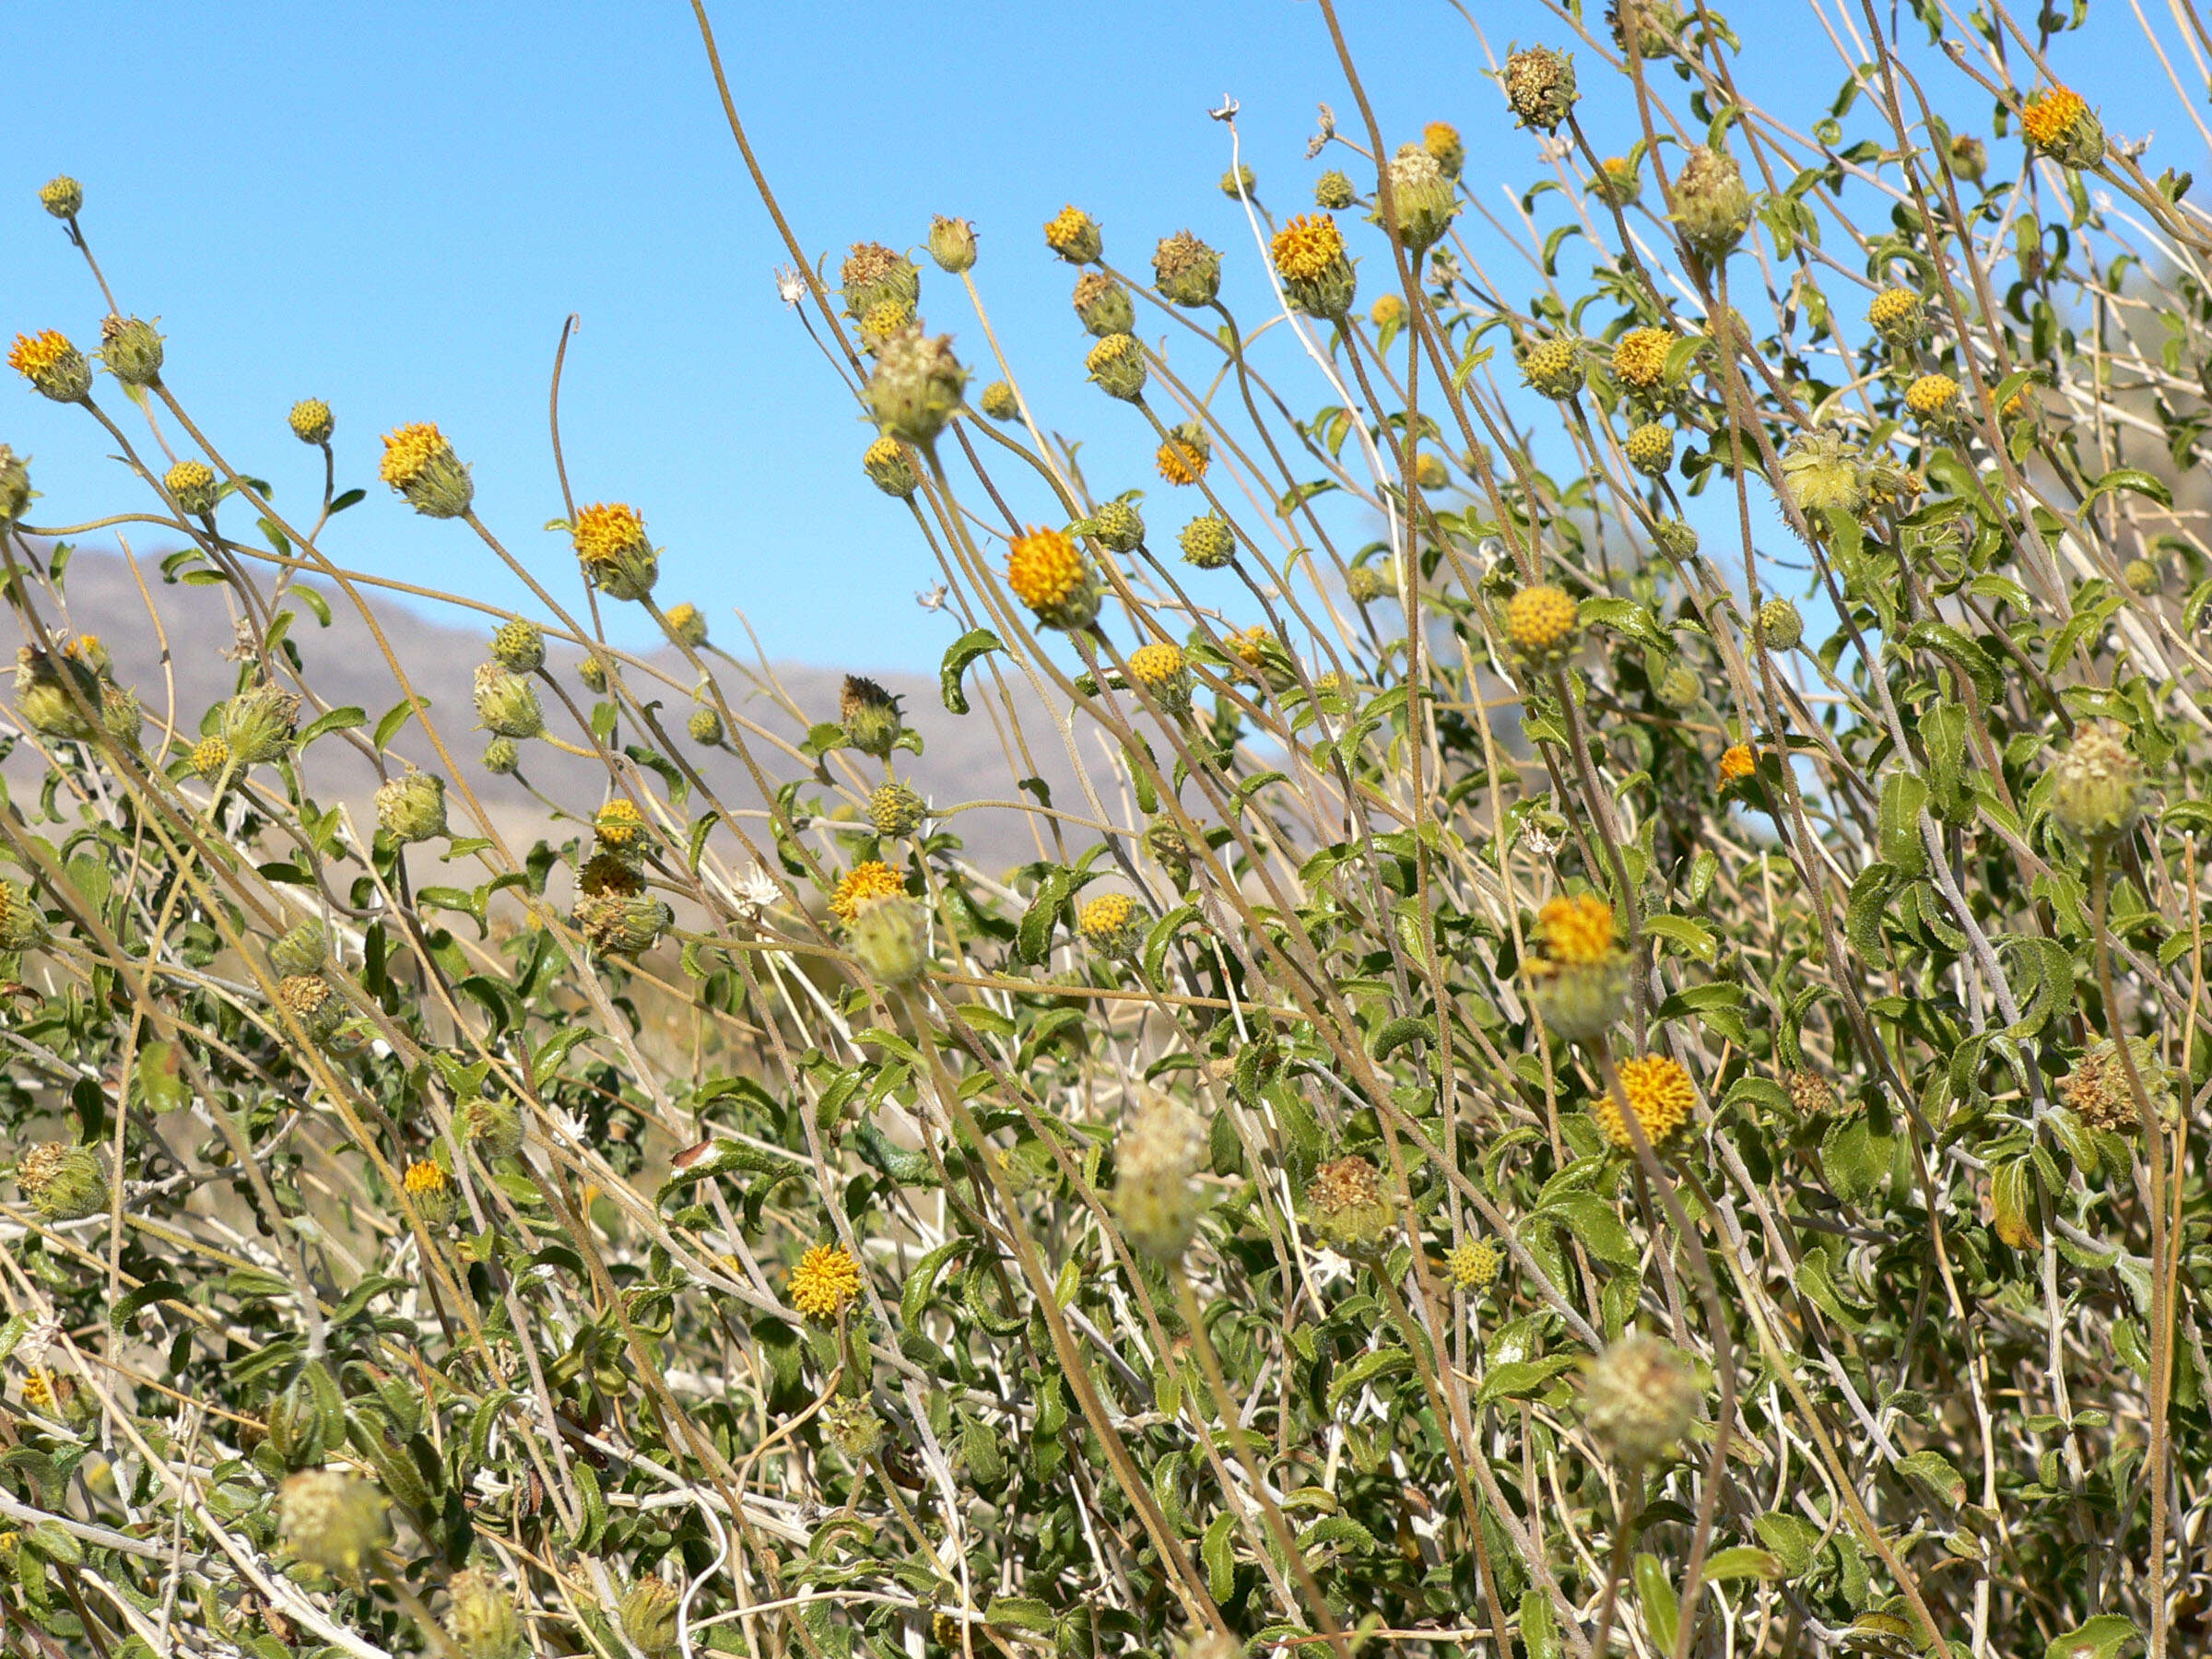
3,3,2211,1657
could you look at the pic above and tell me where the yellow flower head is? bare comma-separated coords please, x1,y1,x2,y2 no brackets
1535,894,1617,967
1422,121,1465,177
594,798,646,848
166,459,218,509
1078,892,1141,947
1719,742,1757,784
1598,1053,1697,1151
571,501,649,570
1271,214,1346,284
789,1242,863,1320
59,634,105,671
1371,293,1406,328
1128,641,1186,690
1904,372,1959,418
1612,327,1675,391
7,330,78,385
19,1371,64,1414
1229,625,1272,671
378,422,449,488
831,860,905,924
191,735,230,779
859,299,915,351
2022,86,2089,151
1155,423,1211,486
403,1160,450,1201
1866,287,1922,337
1006,526,1088,612
1044,205,1101,263
288,398,334,444
1446,1238,1501,1289
1506,585,1579,656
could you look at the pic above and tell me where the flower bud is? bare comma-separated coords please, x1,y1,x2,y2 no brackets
578,654,609,693
1778,430,1866,517
376,769,448,844
1904,372,1959,422
191,736,230,781
1447,1238,1502,1289
99,314,164,387
824,1396,885,1458
1584,1333,1701,1466
444,1566,523,1659
864,435,918,499
468,664,542,740
857,300,914,355
1270,214,1357,320
1078,892,1147,959
1073,271,1135,337
1308,1155,1394,1254
166,459,219,517
570,501,658,602
2124,558,2161,596
865,329,968,448
979,380,1020,421
1520,335,1583,399
847,892,929,986
1144,817,1194,884
482,735,522,775
97,678,141,751
379,422,474,518
1653,518,1700,559
288,398,335,445
1005,528,1101,630
688,704,724,746
1756,597,1803,651
489,618,544,673
38,176,81,218
0,446,31,524
1346,563,1392,605
927,216,977,274
15,646,102,742
1220,163,1256,200
403,1159,459,1230
663,602,710,649
464,1095,525,1159
1126,643,1193,718
1043,205,1102,265
1592,156,1641,206
0,879,45,953
1112,1100,1206,1261
278,973,345,1046
1624,421,1674,476
1655,662,1701,710
839,241,920,321
1152,230,1222,308
1092,499,1145,552
16,1143,107,1222
1314,170,1357,210
277,1470,389,1577
574,890,674,957
1671,146,1754,258
869,782,927,839
1504,47,1578,132
8,331,92,403
2050,722,2143,842
218,682,302,766
1085,333,1147,401
1373,145,1456,256
1179,512,1235,570
619,1579,682,1657
841,676,904,759
1948,134,1988,182
268,920,327,979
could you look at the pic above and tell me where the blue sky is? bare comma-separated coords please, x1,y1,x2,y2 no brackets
9,1,2201,673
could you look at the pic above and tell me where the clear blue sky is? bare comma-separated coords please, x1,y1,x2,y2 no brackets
9,1,2199,673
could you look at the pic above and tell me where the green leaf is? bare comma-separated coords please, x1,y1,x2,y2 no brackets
1701,1546,1783,1582
1877,771,1928,875
985,1597,1056,1635
298,705,365,747
1634,1552,1680,1655
1642,913,1716,963
1476,1355,1579,1405
1371,1014,1435,1061
1896,1448,1967,1508
372,697,424,754
1519,1591,1562,1659
2045,1615,2140,1659
2081,467,2173,511
940,629,1002,715
1016,868,1075,965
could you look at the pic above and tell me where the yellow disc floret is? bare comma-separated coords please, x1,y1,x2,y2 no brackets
789,1243,863,1320
1128,642,1186,689
1598,1053,1698,1151
1271,214,1346,284
378,422,448,488
571,501,648,569
8,331,78,387
1612,327,1675,391
1006,526,1088,612
1719,743,1757,783
831,860,905,924
2022,86,2089,151
1506,585,1579,656
1446,1238,1501,1289
594,798,647,848
191,736,230,780
1866,287,1921,336
1155,426,1211,486
1904,372,1959,418
1535,894,1617,967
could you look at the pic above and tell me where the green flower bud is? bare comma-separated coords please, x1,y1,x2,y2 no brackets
0,879,46,952
1584,1333,1701,1467
2124,558,2161,596
278,973,345,1046
1655,662,1701,710
578,654,610,693
824,1396,885,1458
1345,563,1391,605
288,398,335,445
267,920,327,979
99,314,164,387
488,618,544,673
375,769,448,844
663,602,710,649
1592,156,1641,206
1756,598,1804,651
1178,512,1235,571
1073,271,1135,337
1112,1100,1206,1261
473,664,545,738
847,893,929,986
2050,722,2143,842
1527,959,1630,1041
863,435,918,498
688,704,724,746
1092,499,1145,552
166,459,219,517
979,380,1020,421
869,781,927,838
15,646,103,742
99,678,142,751
1220,163,1256,200
445,1567,524,1659
1778,430,1866,518
1152,230,1222,308
1652,518,1700,560
1948,134,1988,182
16,1143,107,1222
464,1095,525,1159
0,446,32,524
1520,335,1583,399
927,216,977,274
1504,46,1578,133
1144,817,1194,884
839,241,921,321
1085,333,1147,401
841,676,904,759
1624,421,1674,476
575,890,673,957
1372,145,1456,257
482,735,522,775
865,328,968,448
1671,146,1755,258
277,1470,389,1577
619,1578,682,1658
1314,170,1357,210
38,176,81,218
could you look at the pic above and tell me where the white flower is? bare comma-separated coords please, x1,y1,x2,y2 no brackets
18,1317,61,1370
774,265,806,308
914,582,948,612
732,863,779,921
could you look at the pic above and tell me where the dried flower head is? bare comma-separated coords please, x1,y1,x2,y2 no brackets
789,1243,864,1320
1504,46,1578,132
1308,1155,1394,1253
1583,1333,1701,1466
1671,146,1754,257
1778,429,1866,517
840,674,904,758
375,768,448,844
2063,1037,2174,1133
100,314,165,387
16,1143,107,1222
840,241,920,320
1373,144,1456,256
927,216,977,274
1073,270,1135,336
444,1566,523,1659
1153,230,1223,308
865,327,968,448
